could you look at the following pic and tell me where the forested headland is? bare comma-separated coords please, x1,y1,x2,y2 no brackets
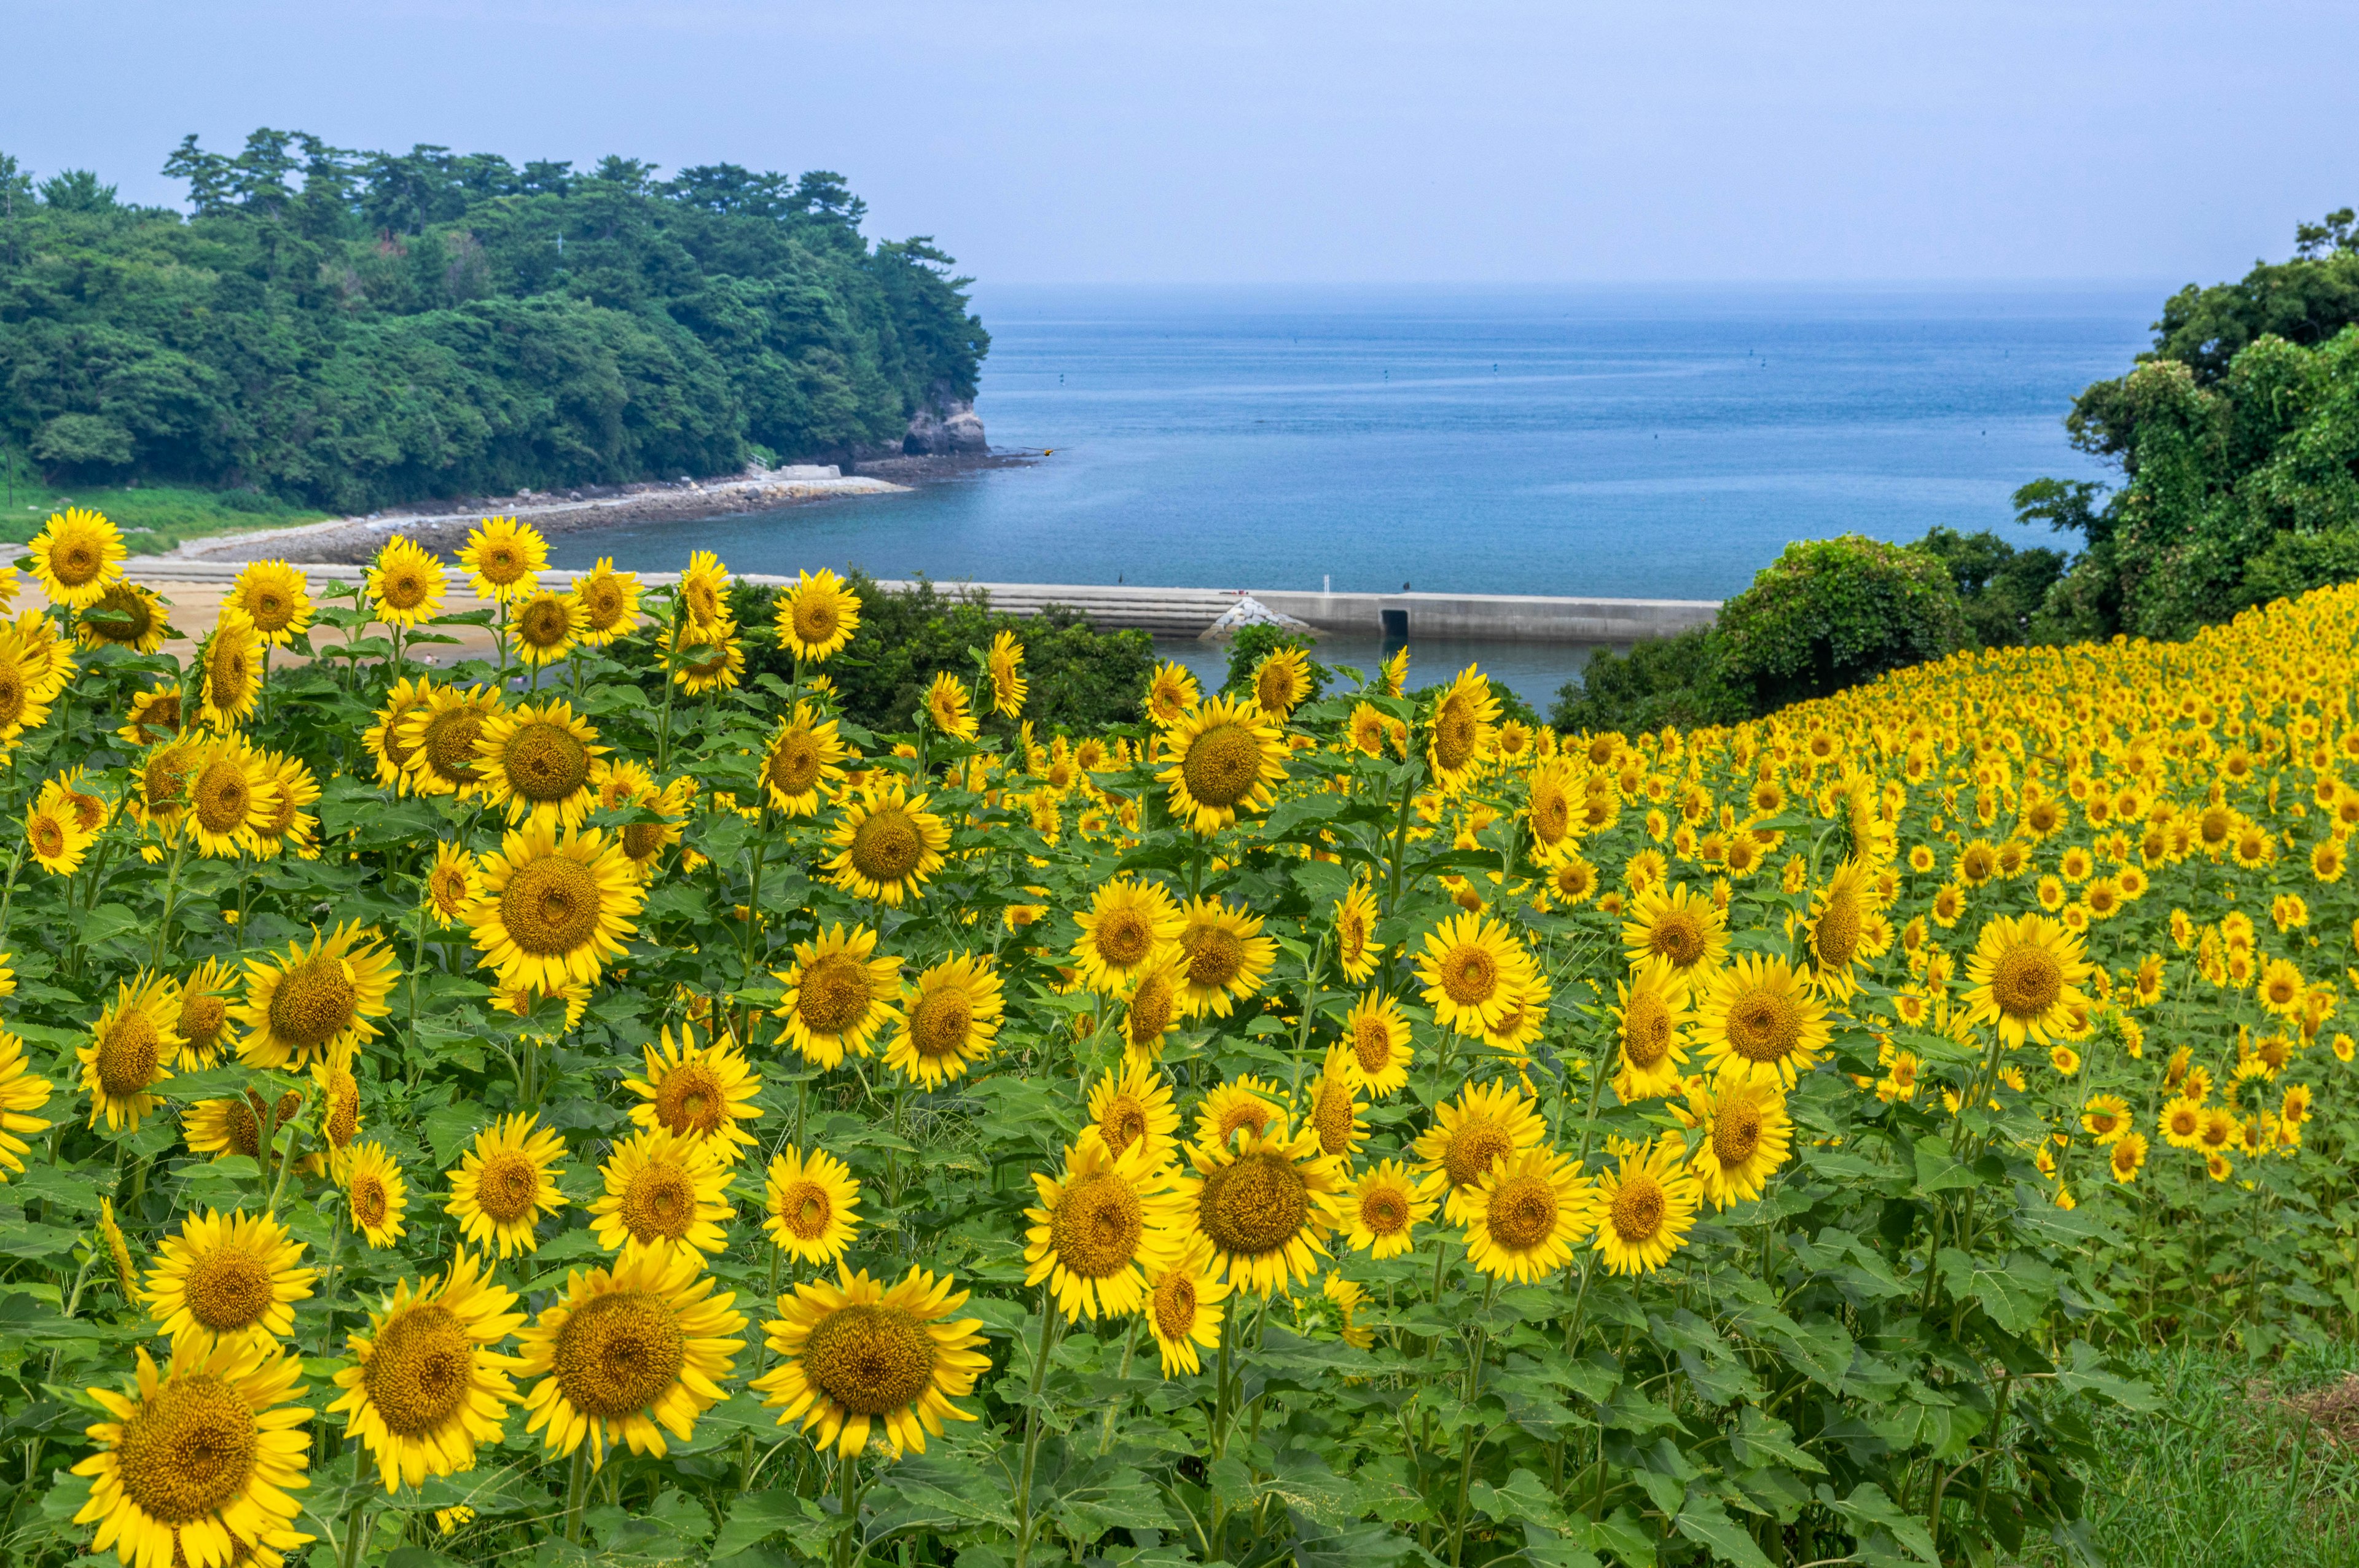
0,130,989,512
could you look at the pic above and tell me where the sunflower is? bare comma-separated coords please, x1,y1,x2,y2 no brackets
1121,954,1189,1064
78,580,171,654
312,1058,362,1158
517,1244,745,1467
1343,1158,1434,1259
1377,644,1410,696
821,784,950,905
26,505,125,609
923,670,979,740
1025,1131,1192,1320
1593,1136,1702,1275
473,700,603,829
1426,665,1500,793
444,1113,569,1258
1144,661,1199,726
773,923,902,1069
198,609,264,730
1621,882,1729,993
1611,956,1692,1101
764,1145,863,1265
667,615,744,693
119,684,185,749
759,704,850,816
2108,1131,2149,1184
1193,1076,1286,1153
233,922,398,1072
1681,1076,1793,1209
986,629,1027,715
1692,954,1831,1089
1339,991,1414,1096
622,1023,764,1163
1304,1044,1368,1164
143,1208,315,1355
72,1340,311,1568
1071,875,1184,994
422,841,479,929
571,558,642,644
1252,645,1312,719
1524,760,1582,864
327,1248,522,1494
1131,1241,1226,1378
469,823,643,993
1416,911,1538,1038
398,684,504,798
1464,1148,1594,1282
512,588,587,667
226,560,311,647
1411,1079,1549,1220
589,1130,735,1258
1173,897,1277,1018
0,634,55,744
342,1143,409,1249
1961,913,2092,1049
1332,880,1385,981
0,1029,52,1185
251,751,319,859
676,549,730,629
26,788,91,876
1089,1061,1181,1164
1187,1120,1347,1295
886,953,1004,1088
596,762,693,871
98,1196,138,1306
1805,857,1878,1000
1159,696,1288,833
1479,975,1552,1056
2080,1093,2134,1144
751,1263,985,1457
457,516,546,603
184,735,279,859
183,1088,302,1165
774,568,861,661
80,973,183,1131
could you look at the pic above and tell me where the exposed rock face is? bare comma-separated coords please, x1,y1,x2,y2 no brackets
904,381,987,456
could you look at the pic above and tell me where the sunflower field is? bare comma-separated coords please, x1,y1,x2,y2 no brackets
0,504,2353,1568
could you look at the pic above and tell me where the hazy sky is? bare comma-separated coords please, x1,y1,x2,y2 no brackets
10,1,2355,286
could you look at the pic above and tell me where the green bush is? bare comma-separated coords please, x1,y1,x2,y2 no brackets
1718,534,1969,710
2239,526,2359,607
1549,626,1751,735
1915,525,2068,647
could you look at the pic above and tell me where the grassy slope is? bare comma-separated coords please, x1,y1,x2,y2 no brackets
0,459,333,554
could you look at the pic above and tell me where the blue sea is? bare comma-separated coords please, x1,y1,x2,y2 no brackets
557,284,2156,705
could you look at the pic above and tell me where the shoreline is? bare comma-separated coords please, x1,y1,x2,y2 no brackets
168,449,1033,565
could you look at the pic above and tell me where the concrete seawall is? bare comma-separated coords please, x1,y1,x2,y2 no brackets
125,561,1717,646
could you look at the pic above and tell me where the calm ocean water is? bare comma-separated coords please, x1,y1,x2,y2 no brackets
558,284,2154,706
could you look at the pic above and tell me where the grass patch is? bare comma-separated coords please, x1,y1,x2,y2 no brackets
2051,1341,2359,1567
0,458,333,555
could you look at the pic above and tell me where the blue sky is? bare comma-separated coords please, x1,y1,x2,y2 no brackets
9,0,2355,286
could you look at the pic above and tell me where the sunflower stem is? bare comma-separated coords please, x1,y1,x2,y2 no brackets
565,1445,589,1542
834,1449,864,1568
1011,1287,1062,1568
1097,1314,1141,1457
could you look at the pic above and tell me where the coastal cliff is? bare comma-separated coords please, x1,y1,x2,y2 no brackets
904,381,988,456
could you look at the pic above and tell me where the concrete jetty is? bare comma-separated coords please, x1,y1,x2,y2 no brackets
123,561,1716,646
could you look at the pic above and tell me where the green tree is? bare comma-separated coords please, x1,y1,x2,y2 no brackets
1717,534,1968,709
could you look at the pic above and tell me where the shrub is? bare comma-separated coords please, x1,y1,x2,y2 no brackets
1550,626,1750,734
1718,533,1969,710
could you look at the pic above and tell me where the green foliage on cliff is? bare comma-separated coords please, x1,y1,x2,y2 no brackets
0,133,987,512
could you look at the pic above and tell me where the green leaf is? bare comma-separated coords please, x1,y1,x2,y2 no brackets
1816,1482,1940,1567
711,1490,839,1562
1673,1494,1775,1568
1729,1406,1828,1475
1937,1247,2046,1336
1912,1137,1981,1194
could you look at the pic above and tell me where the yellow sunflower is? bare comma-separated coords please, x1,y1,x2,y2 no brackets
184,735,280,859
1692,954,1831,1089
468,822,644,993
72,1340,312,1568
457,516,546,603
423,840,479,928
0,633,55,744
573,558,642,645
517,1244,745,1467
182,1088,302,1166
233,922,399,1072
119,683,185,749
1143,1241,1229,1376
1806,857,1879,1000
1327,884,1386,988
925,670,979,740
1411,1078,1549,1222
987,628,1027,715
342,1142,409,1249
199,609,265,730
1071,875,1185,994
886,952,1004,1087
143,1208,316,1355
1612,956,1692,1101
80,973,183,1131
622,1023,763,1163
251,751,320,860
1620,882,1730,993
1303,1043,1369,1164
1593,1136,1702,1275
1465,1148,1595,1282
1416,910,1539,1038
444,1113,569,1258
1343,1158,1434,1259
1173,897,1278,1017
751,1263,987,1457
759,703,849,816
328,1248,522,1494
764,1145,863,1265
773,567,861,661
28,506,125,607
1680,1076,1793,1209
1251,644,1312,720
472,699,604,829
588,1129,735,1258
773,923,902,1069
1425,665,1500,793
1339,991,1414,1097
511,588,586,667
666,614,744,693
227,560,311,647
1089,1060,1181,1165
26,788,92,876
1121,953,1189,1064
821,784,950,905
0,1029,55,1184
1158,695,1288,833
1144,660,1199,726
1187,1120,1347,1295
77,580,171,654
1025,1130,1193,1320
397,684,504,798
676,549,732,629
1961,913,2093,1049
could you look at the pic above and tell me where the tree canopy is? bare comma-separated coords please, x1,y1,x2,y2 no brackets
0,131,988,510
